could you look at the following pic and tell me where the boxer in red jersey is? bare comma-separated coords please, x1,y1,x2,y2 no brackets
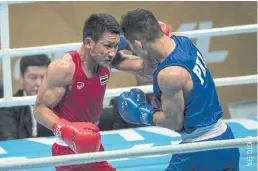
33,13,119,171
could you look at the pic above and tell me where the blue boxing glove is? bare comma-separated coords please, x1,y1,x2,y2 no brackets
117,88,158,125
118,33,127,51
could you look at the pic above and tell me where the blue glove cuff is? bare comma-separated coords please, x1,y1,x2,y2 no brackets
118,34,127,51
139,103,158,126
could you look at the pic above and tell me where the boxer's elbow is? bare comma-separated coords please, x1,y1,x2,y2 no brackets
172,114,184,131
153,111,184,131
33,104,45,120
33,105,47,124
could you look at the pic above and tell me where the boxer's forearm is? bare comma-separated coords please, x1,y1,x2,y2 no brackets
153,111,184,131
111,52,143,71
111,53,153,79
34,105,59,130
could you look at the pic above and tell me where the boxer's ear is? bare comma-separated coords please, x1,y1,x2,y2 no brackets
135,40,143,49
84,37,94,49
158,21,170,36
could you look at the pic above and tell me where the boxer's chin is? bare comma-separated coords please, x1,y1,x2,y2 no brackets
99,60,112,67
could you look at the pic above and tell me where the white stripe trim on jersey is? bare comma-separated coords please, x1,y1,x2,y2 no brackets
180,119,227,142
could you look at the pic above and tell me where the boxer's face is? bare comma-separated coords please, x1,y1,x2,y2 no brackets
90,32,120,67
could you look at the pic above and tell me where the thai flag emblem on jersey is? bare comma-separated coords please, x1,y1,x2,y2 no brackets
100,74,109,85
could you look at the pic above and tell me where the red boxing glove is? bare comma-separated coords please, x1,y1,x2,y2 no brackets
52,118,101,153
159,21,170,36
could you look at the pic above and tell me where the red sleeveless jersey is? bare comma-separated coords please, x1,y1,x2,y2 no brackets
53,51,110,124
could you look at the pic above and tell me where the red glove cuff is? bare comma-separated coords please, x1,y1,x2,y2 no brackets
52,118,70,139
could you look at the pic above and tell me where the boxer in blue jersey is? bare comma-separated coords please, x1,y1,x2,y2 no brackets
112,9,240,171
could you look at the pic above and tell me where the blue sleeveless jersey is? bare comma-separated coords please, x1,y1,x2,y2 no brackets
152,35,223,134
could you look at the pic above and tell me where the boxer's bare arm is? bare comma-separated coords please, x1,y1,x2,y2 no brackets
111,52,154,79
152,66,188,131
34,54,74,130
111,52,144,73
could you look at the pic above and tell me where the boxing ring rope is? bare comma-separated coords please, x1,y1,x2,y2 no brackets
0,24,257,108
0,74,256,108
0,24,257,59
0,2,257,170
0,2,257,108
0,1,257,106
0,137,257,170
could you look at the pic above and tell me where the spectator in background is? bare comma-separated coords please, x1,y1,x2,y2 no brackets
0,54,53,141
111,75,161,130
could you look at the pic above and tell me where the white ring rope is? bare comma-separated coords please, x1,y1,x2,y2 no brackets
184,24,257,38
0,3,256,169
0,1,32,5
0,24,256,58
0,137,256,170
0,74,256,108
0,23,255,108
105,74,258,98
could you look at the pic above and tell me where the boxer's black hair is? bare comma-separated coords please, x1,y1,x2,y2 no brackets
121,9,163,42
83,13,120,44
20,54,51,76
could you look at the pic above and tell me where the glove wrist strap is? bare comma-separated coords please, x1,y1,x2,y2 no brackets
52,118,70,139
139,104,158,126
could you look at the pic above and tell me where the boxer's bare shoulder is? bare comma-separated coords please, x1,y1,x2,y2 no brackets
47,53,75,87
35,54,75,109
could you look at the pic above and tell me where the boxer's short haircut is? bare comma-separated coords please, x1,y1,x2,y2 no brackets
121,9,163,42
83,13,120,43
20,54,51,76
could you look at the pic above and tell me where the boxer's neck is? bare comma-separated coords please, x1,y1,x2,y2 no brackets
78,47,99,78
145,36,176,63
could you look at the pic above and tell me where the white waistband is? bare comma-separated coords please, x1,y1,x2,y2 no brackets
55,139,68,146
181,119,227,142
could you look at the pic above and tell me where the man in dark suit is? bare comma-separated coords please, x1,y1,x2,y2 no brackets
0,54,53,140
